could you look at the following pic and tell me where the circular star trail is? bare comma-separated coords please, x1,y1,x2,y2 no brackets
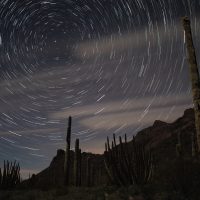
0,0,199,177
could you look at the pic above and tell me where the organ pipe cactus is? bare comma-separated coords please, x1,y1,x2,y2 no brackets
176,132,183,157
74,139,82,187
79,148,82,186
0,168,2,186
191,131,197,157
64,116,72,185
131,137,154,185
0,160,21,190
104,134,154,186
86,157,91,187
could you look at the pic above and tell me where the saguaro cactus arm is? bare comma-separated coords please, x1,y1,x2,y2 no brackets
182,17,200,154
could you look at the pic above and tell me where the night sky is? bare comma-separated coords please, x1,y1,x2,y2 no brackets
0,0,200,178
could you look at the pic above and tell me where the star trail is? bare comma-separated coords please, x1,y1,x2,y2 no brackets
0,0,199,178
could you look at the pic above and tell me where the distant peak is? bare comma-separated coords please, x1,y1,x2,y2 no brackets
153,120,167,127
56,149,65,156
183,108,194,117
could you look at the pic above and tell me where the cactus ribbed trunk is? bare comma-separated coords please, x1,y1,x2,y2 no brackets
79,149,82,187
182,17,200,155
74,139,81,187
64,116,72,185
0,168,2,188
86,157,91,187
104,134,153,186
176,132,182,157
192,131,197,157
0,160,20,189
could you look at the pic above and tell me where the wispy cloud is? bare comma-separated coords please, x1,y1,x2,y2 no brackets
74,21,184,59
51,93,192,131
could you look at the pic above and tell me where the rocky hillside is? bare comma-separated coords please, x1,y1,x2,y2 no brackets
136,108,194,160
21,108,195,189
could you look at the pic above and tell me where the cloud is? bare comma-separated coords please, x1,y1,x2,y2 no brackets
50,93,192,131
74,21,184,59
79,104,190,131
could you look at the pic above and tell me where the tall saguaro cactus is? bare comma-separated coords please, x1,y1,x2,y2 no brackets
64,116,72,185
176,132,183,157
74,139,81,187
0,168,2,186
182,17,200,154
78,148,82,187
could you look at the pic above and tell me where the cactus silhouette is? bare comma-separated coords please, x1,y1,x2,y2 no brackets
176,132,183,157
64,116,72,185
86,157,92,187
182,17,200,155
0,160,21,190
74,139,82,187
104,134,154,186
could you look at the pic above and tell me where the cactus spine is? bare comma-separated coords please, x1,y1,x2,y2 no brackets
64,116,72,185
182,17,200,155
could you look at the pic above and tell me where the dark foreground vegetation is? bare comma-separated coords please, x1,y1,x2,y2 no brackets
0,161,21,190
1,184,198,200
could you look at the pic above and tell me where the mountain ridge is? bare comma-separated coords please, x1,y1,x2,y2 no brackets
21,108,195,189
